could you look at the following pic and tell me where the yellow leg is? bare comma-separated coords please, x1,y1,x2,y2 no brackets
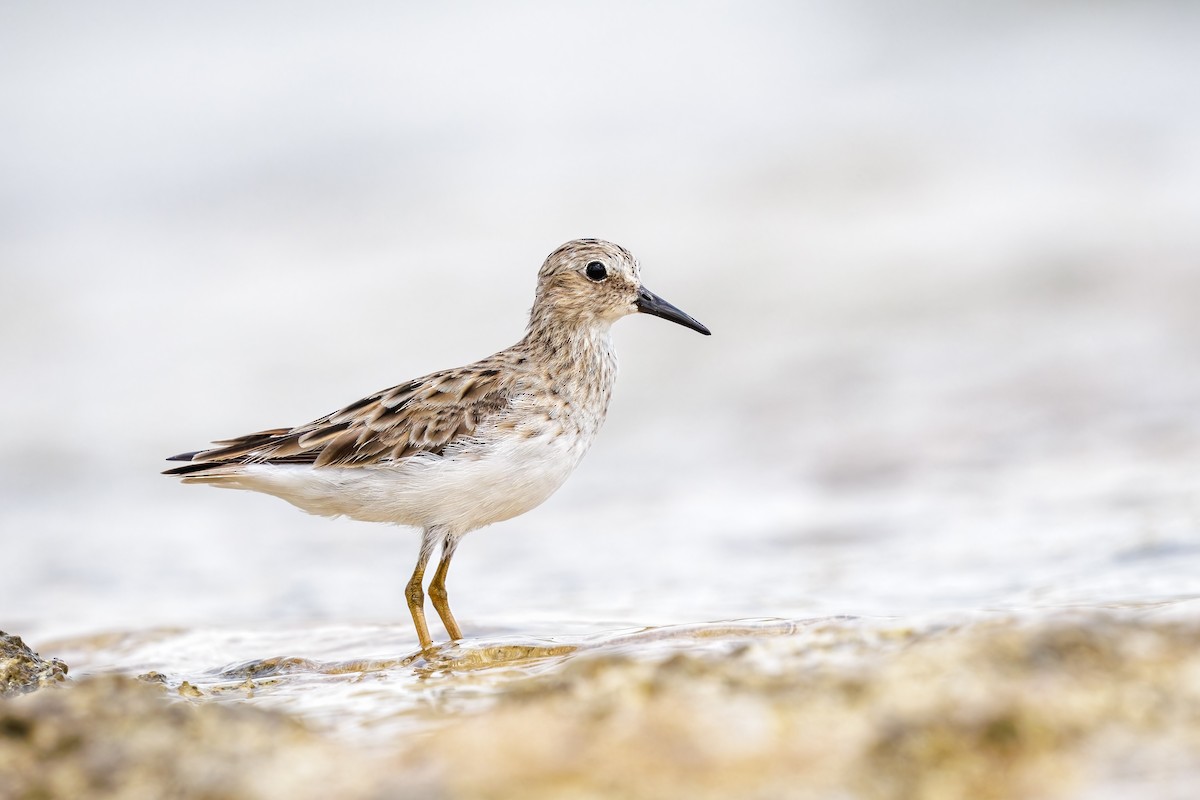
405,565,432,650
405,529,439,650
428,535,463,641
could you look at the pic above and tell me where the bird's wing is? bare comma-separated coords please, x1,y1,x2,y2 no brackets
163,362,519,474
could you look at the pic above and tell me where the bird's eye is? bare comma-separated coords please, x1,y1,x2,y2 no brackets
585,261,608,282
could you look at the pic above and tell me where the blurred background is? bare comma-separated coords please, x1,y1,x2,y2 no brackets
3,0,1199,641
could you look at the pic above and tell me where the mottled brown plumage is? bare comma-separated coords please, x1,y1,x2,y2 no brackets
166,360,523,472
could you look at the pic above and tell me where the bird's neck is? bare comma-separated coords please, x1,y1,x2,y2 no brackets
520,314,618,407
523,313,615,368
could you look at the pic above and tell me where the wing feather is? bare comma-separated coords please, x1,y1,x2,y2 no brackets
162,360,523,476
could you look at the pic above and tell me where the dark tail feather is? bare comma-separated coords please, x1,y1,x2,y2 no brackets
166,451,201,462
162,461,226,476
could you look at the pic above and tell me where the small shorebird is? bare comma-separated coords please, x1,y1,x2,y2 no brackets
164,239,710,648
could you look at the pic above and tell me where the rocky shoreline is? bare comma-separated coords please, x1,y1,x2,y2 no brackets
3,612,1199,799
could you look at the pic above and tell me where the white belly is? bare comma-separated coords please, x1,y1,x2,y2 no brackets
213,428,591,533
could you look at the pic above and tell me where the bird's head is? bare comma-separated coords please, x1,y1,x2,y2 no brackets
531,239,710,336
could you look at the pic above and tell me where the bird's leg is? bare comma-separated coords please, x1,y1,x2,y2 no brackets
405,528,440,650
428,533,463,641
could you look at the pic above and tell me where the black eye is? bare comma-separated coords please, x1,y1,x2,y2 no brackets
585,261,608,282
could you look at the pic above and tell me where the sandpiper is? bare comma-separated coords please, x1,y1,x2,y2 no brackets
164,239,710,648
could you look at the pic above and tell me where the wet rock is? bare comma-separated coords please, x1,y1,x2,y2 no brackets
404,614,1200,800
3,614,1197,799
0,631,67,697
0,674,408,800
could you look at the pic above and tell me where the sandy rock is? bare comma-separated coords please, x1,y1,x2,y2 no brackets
406,615,1200,800
0,674,410,800
0,631,67,698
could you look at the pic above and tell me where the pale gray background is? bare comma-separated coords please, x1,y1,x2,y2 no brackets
3,1,1199,639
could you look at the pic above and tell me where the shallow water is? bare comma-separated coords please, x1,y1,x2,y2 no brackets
46,618,813,742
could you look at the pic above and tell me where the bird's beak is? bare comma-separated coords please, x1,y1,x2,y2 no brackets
635,286,711,335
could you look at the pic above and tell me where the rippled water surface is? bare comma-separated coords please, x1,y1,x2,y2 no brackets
46,619,817,740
